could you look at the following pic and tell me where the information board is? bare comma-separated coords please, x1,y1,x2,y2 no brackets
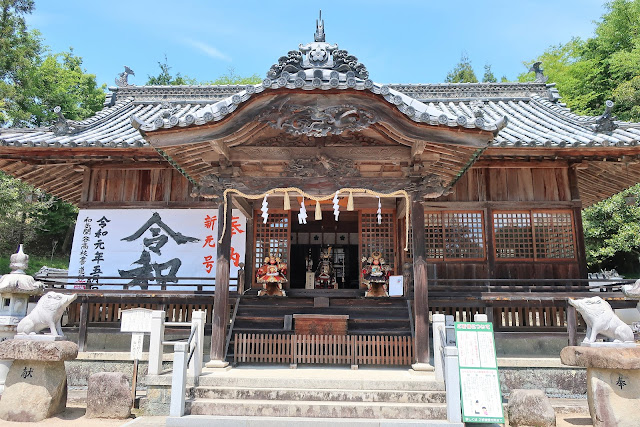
455,322,504,424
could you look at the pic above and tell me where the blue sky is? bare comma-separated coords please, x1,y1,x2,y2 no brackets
28,1,609,88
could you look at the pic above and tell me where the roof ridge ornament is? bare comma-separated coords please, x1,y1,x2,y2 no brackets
529,62,548,83
266,13,369,80
591,100,618,133
314,10,325,42
115,66,135,87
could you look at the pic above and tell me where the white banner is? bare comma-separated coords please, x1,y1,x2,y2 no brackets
68,209,246,290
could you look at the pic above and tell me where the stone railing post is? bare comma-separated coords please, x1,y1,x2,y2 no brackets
444,346,462,424
188,310,205,378
148,310,165,376
169,342,188,417
474,313,488,323
432,313,446,382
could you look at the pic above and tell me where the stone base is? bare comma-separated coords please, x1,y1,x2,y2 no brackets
587,367,640,427
205,359,230,369
86,372,132,419
581,341,637,348
14,334,67,342
0,360,68,422
410,362,435,372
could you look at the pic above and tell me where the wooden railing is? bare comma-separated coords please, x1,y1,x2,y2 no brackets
234,333,414,366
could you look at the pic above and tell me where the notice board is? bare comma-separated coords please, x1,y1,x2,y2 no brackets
455,322,504,424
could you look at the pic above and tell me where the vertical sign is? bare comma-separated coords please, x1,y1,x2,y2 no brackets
455,322,504,424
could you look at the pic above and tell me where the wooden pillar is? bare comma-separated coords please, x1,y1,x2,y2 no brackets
411,198,432,369
77,301,89,352
244,214,255,292
569,165,588,279
208,201,232,366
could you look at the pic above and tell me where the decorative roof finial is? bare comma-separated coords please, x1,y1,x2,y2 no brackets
115,65,135,87
314,10,325,42
591,100,618,133
529,61,548,83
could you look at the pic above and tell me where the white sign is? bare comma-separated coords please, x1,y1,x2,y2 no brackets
121,308,154,333
388,275,404,296
130,332,144,360
68,209,247,290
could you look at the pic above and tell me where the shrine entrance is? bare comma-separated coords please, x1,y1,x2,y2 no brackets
289,210,359,289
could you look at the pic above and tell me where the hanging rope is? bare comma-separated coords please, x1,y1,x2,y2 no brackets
219,187,412,251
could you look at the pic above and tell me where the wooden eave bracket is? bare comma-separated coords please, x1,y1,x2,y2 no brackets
210,140,230,160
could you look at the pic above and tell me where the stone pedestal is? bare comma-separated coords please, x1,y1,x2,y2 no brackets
0,339,78,422
561,346,640,427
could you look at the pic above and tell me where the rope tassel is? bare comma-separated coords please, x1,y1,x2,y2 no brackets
347,191,354,211
315,200,322,220
283,191,291,210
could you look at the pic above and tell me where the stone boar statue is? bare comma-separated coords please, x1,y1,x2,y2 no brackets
569,296,634,343
17,291,77,336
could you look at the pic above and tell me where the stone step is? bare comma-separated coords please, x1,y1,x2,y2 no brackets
167,415,462,426
186,398,448,420
197,372,444,391
193,386,446,403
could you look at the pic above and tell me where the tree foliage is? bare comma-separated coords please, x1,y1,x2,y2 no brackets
482,64,497,83
147,58,261,86
520,0,640,121
0,1,105,127
583,184,640,272
445,53,478,83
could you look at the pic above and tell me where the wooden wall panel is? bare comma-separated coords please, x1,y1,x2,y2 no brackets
437,166,571,202
87,167,196,204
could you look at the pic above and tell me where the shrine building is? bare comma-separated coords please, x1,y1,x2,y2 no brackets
2,16,640,368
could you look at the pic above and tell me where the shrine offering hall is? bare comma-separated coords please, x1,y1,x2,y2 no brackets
3,17,640,368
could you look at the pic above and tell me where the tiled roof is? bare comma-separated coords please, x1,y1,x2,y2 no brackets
1,82,639,149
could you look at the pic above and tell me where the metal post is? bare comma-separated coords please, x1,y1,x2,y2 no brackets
188,310,205,378
432,313,445,382
148,310,165,376
444,346,462,424
169,342,188,417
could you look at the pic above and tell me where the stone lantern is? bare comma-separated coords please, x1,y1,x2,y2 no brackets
0,245,43,393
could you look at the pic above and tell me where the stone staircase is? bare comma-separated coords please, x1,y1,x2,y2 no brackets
179,367,448,422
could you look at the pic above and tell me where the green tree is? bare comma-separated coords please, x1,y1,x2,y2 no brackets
0,171,55,255
12,50,105,127
583,184,640,272
205,68,261,85
520,0,640,121
146,55,197,85
482,64,497,83
0,0,42,125
445,53,478,83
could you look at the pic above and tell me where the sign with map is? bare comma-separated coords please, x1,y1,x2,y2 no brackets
455,322,504,424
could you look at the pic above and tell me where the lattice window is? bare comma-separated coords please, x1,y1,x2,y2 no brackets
254,211,290,276
533,211,575,259
493,210,575,260
424,211,485,261
493,212,533,259
360,211,396,273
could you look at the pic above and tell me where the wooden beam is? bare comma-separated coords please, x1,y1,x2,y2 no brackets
411,141,425,159
232,196,252,219
210,140,230,160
